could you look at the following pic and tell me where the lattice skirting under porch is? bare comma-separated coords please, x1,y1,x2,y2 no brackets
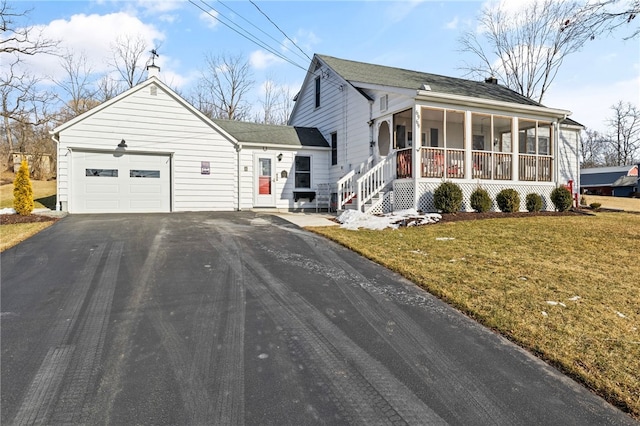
393,180,556,213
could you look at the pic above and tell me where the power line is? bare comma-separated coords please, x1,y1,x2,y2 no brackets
188,0,306,71
216,0,310,65
248,0,313,63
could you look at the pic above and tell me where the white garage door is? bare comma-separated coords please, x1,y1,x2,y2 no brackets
72,151,171,213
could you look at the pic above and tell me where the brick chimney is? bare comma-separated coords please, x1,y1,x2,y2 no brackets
485,76,498,84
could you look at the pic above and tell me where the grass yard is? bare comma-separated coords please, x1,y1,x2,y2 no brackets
0,178,58,252
582,195,640,212
310,212,640,419
0,179,57,209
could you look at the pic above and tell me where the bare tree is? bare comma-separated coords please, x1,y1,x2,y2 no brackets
0,0,58,58
197,53,254,121
54,50,99,120
110,34,148,88
1,0,59,155
580,128,606,168
605,101,640,166
459,0,595,103
96,75,124,102
567,0,640,39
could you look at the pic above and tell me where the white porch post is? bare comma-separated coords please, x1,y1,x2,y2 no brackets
511,117,519,182
413,107,421,210
464,111,472,180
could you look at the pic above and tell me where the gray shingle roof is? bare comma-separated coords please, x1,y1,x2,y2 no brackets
212,119,329,148
317,54,546,108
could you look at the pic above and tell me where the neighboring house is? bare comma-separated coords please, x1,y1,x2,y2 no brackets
288,54,582,213
51,55,583,214
580,165,639,197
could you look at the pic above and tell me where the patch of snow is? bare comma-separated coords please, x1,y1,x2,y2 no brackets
0,208,16,215
337,209,441,230
541,311,548,317
615,311,626,319
546,301,559,306
435,237,455,241
567,296,581,301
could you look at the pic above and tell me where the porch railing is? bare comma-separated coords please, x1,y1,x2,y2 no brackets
494,153,512,180
396,148,412,179
421,147,465,179
472,151,492,180
538,156,552,181
336,155,377,211
357,151,397,211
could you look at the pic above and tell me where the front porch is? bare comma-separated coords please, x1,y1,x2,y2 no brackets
337,104,563,214
337,148,557,214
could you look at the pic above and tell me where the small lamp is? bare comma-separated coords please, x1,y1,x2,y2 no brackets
277,153,283,161
118,139,128,148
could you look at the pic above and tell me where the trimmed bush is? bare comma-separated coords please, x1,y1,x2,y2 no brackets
525,193,543,212
551,186,572,212
580,195,587,206
589,202,602,211
433,181,463,213
470,188,492,213
496,188,520,212
13,159,34,216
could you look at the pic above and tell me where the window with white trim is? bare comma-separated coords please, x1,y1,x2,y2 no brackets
295,156,311,188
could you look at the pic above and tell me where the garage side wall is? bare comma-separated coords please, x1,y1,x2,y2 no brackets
56,82,238,212
239,147,330,210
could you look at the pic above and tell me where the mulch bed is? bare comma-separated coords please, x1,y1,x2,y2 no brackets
0,214,59,225
436,210,588,223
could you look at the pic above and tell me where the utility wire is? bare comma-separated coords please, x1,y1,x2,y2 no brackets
216,0,310,65
248,0,313,63
189,0,306,71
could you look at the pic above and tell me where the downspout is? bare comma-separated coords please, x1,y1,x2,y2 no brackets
236,143,242,211
50,133,60,211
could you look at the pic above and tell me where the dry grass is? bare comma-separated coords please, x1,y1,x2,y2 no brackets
0,179,57,209
582,195,640,212
0,222,56,251
310,212,640,418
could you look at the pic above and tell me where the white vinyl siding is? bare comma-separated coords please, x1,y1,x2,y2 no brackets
56,81,238,212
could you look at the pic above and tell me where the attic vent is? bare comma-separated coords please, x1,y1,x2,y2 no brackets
380,94,388,112
314,60,322,71
150,85,157,96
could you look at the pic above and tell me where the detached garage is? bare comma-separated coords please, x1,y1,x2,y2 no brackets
51,68,330,214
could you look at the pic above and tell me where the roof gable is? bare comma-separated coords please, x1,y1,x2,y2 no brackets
51,77,239,147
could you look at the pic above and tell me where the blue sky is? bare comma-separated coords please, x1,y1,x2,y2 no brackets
15,0,640,132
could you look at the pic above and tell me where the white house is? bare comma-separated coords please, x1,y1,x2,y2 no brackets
288,54,583,213
51,54,582,214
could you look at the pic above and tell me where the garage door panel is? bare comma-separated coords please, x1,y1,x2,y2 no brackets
85,183,120,194
86,200,121,210
72,151,170,213
129,184,162,194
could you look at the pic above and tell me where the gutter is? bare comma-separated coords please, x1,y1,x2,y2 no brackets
415,90,572,118
50,132,60,211
236,143,242,211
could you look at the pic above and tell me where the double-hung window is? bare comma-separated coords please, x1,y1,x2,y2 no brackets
295,156,311,188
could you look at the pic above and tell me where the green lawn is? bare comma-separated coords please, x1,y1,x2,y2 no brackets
310,212,640,419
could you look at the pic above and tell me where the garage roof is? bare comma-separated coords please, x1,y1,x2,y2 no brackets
212,119,330,148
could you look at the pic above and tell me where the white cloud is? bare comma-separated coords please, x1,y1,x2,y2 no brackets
134,0,184,14
444,16,459,30
384,0,426,25
17,12,164,81
199,9,219,29
250,50,284,70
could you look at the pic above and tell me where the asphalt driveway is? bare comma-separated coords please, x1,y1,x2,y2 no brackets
1,212,636,425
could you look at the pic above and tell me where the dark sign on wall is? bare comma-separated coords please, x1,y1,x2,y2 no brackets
201,161,210,175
